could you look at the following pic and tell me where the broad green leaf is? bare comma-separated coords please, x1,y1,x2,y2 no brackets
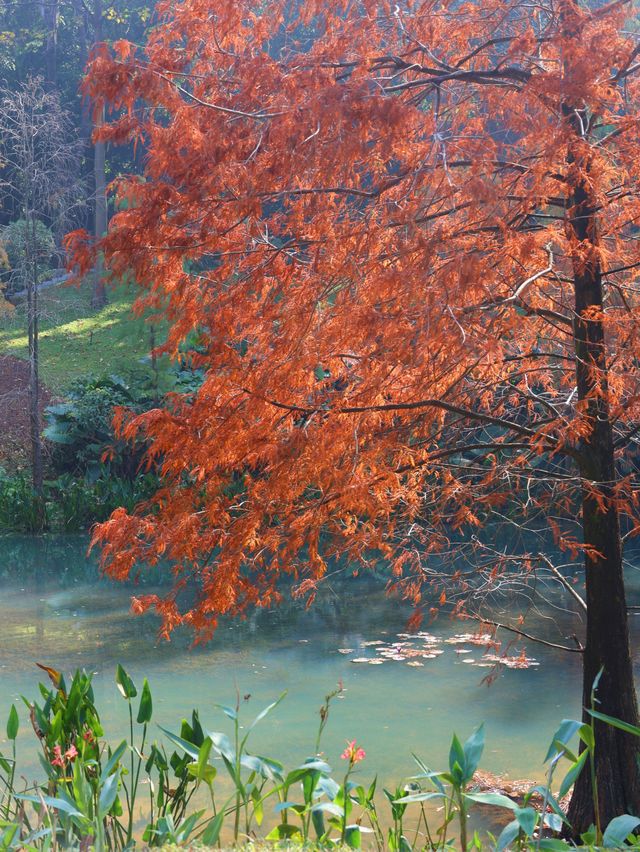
346,825,362,848
6,706,18,741
559,750,589,798
497,818,520,852
137,678,152,724
213,703,237,721
201,811,224,845
602,814,640,847
515,806,537,837
158,725,199,759
98,771,120,818
266,823,302,840
462,724,485,779
115,664,137,699
464,791,518,811
544,719,583,762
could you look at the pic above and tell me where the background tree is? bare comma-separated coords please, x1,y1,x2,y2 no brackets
0,78,82,498
0,0,153,306
70,0,640,832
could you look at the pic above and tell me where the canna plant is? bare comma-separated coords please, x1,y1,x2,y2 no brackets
4,665,640,849
69,0,640,831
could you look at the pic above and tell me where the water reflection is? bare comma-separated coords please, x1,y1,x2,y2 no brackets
1,534,637,792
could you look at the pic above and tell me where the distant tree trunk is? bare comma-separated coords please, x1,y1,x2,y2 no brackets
91,0,108,310
25,214,43,499
92,105,108,309
565,109,640,834
40,0,60,87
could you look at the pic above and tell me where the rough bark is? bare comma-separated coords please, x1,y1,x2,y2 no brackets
564,107,640,834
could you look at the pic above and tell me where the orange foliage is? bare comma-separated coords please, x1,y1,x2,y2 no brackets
74,0,640,640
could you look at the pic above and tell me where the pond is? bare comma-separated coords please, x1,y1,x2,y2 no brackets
1,534,639,793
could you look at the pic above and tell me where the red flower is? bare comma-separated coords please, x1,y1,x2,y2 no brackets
65,744,78,761
82,730,94,743
341,740,366,764
50,745,64,768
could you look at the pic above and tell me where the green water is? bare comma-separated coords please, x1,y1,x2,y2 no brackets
1,534,637,792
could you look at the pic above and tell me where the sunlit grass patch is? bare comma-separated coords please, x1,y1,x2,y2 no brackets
0,282,163,392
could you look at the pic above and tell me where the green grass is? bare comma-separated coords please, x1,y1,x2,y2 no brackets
0,282,163,392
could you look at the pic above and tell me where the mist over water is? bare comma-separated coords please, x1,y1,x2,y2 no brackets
2,534,639,790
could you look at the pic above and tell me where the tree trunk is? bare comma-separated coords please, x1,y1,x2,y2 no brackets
26,215,44,501
92,108,108,309
564,109,640,834
91,0,108,310
39,0,60,87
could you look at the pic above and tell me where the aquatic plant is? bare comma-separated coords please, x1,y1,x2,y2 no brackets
1,666,640,850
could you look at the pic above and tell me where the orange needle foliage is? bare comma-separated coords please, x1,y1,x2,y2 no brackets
71,1,640,822
66,0,640,640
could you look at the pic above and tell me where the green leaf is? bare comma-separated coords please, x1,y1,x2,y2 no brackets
176,810,203,841
578,723,595,751
448,733,466,783
266,823,302,840
311,802,344,817
589,709,640,738
207,730,234,761
213,703,237,721
248,691,287,733
464,791,518,811
6,705,18,741
462,724,485,780
538,839,571,851
115,664,137,699
188,736,215,787
136,678,152,724
515,806,537,837
100,740,127,783
98,770,120,819
394,791,444,804
201,811,224,845
497,818,521,852
602,814,640,847
544,719,583,762
158,725,199,760
559,750,589,798
15,794,83,817
346,825,362,848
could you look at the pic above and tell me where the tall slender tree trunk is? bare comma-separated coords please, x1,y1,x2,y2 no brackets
564,108,640,833
26,214,43,501
42,0,60,87
91,0,108,310
92,104,108,309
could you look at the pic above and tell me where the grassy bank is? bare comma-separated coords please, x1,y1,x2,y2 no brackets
0,282,159,392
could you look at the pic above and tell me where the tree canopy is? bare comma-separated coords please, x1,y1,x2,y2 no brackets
70,0,640,825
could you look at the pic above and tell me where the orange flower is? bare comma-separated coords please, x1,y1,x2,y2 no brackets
341,740,365,764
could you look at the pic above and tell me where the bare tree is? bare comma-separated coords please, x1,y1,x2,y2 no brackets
0,78,83,504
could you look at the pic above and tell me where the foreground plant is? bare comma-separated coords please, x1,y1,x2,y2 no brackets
2,666,640,849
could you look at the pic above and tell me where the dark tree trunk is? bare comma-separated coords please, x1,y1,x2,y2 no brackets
564,105,640,834
90,0,108,310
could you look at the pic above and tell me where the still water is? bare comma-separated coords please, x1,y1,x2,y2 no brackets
1,534,638,791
